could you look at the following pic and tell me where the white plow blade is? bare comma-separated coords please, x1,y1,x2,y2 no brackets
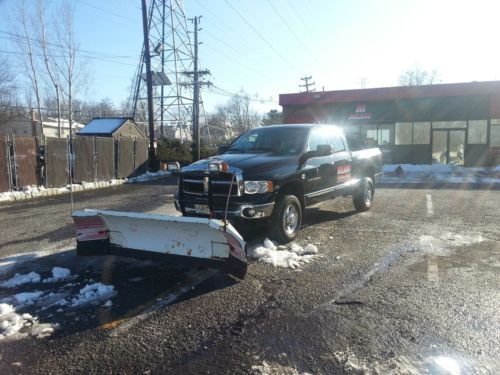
73,210,246,262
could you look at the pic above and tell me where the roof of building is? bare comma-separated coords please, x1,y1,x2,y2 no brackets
42,117,84,129
77,117,131,135
279,80,500,107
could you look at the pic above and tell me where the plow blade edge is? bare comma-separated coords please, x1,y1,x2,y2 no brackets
72,210,247,279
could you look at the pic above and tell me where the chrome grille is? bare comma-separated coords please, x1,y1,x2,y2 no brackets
182,175,240,196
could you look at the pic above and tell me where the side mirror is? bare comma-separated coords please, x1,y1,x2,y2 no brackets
316,144,332,156
217,144,228,154
300,144,332,163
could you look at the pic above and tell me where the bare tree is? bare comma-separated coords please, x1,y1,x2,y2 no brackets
53,1,84,139
0,57,17,103
14,0,43,133
399,65,439,86
37,0,62,137
221,90,259,135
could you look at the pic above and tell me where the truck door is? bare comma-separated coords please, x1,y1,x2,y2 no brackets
327,131,352,191
303,128,335,197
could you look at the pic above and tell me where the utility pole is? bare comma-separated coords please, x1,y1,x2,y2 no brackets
185,15,211,161
300,75,316,93
141,0,157,171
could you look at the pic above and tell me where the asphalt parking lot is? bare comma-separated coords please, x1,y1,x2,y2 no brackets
0,178,498,374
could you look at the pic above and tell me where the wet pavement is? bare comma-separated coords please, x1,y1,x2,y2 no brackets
0,180,498,374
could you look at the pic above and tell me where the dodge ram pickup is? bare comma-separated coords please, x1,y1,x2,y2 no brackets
174,124,383,242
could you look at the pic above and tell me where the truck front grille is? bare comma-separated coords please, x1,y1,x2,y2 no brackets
182,175,240,197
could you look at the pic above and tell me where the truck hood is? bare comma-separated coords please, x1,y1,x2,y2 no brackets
181,152,300,180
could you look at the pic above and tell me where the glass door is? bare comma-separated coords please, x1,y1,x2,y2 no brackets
449,130,465,165
432,130,448,164
432,130,465,165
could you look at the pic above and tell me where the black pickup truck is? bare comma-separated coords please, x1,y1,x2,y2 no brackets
174,124,382,242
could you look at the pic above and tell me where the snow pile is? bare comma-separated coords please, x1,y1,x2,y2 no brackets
71,282,116,306
382,164,500,185
0,272,41,288
126,170,171,183
0,303,55,340
42,267,74,283
249,238,319,269
0,180,127,203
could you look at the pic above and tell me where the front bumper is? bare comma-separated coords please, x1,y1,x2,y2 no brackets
175,198,275,219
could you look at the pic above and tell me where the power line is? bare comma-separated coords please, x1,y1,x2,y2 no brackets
286,0,311,33
0,48,139,68
211,85,278,104
191,0,258,50
264,0,322,67
78,0,140,24
0,31,140,60
223,0,298,73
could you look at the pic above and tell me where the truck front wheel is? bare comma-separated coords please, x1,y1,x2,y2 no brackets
271,195,302,243
353,177,374,212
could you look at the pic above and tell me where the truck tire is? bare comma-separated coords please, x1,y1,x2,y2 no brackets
271,195,302,243
353,177,374,212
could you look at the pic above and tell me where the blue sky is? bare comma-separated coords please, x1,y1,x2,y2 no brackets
1,0,500,114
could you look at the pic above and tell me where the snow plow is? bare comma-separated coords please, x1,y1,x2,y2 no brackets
72,210,248,279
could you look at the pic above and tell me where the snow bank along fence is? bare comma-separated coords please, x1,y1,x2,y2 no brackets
0,135,149,192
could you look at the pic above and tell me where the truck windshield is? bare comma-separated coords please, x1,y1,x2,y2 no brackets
226,127,308,155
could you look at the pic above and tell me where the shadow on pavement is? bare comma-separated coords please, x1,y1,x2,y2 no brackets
303,207,358,227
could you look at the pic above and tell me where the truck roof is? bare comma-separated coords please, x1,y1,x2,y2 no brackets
261,123,342,131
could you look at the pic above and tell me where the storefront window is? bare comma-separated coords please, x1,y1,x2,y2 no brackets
413,122,430,144
341,124,360,136
377,124,394,145
491,125,500,147
395,122,412,144
432,121,466,129
467,120,487,144
360,124,377,147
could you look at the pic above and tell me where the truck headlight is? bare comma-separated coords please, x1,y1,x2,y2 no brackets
244,181,273,194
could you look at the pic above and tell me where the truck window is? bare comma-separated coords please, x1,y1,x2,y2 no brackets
346,134,364,151
329,134,346,152
307,129,328,151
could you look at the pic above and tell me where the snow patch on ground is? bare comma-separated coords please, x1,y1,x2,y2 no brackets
42,267,75,283
249,238,319,269
251,360,312,375
71,282,116,306
0,272,41,288
382,164,500,185
126,170,171,183
14,291,44,304
335,351,421,374
0,303,55,340
0,180,126,203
